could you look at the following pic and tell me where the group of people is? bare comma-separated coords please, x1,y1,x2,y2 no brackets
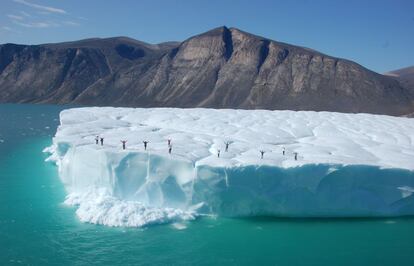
260,148,298,160
219,144,297,160
95,136,173,153
95,136,104,146
94,136,299,161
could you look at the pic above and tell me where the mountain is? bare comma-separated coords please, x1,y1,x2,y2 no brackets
385,66,414,117
385,66,414,92
1,26,413,116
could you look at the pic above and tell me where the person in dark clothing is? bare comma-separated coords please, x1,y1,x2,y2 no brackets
168,145,172,154
95,136,99,145
225,141,231,152
121,140,127,150
282,147,285,156
143,140,149,150
260,150,265,159
167,139,171,146
217,149,221,158
294,152,298,161
100,137,104,146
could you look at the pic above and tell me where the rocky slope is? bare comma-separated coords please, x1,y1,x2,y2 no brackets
1,26,413,115
385,66,414,92
385,66,414,117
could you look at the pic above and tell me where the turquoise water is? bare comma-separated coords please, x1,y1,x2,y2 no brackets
1,104,414,265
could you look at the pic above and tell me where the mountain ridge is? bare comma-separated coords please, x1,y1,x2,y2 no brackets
385,66,414,93
1,26,413,116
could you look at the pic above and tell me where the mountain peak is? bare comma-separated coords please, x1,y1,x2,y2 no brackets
193,26,231,38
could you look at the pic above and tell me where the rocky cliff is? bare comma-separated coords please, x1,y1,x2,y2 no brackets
385,66,414,92
1,26,413,115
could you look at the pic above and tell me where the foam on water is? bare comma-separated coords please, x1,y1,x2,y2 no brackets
64,188,196,227
45,107,414,227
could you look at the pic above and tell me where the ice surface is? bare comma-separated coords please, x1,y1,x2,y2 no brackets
46,107,414,226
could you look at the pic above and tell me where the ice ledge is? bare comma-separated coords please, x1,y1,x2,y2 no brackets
53,107,414,170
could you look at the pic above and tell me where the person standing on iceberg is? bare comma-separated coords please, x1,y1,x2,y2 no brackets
260,150,265,159
294,152,298,160
100,137,104,146
121,140,127,150
95,136,99,145
225,141,231,152
168,144,172,154
143,140,149,150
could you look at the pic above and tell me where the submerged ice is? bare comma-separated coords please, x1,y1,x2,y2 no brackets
45,107,414,226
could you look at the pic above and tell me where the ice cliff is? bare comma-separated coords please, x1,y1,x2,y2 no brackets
45,107,414,226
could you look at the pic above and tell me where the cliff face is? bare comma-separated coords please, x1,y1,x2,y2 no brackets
1,26,413,115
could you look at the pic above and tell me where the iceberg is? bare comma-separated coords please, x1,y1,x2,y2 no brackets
45,107,414,226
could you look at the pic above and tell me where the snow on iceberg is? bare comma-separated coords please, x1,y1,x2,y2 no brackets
45,107,414,226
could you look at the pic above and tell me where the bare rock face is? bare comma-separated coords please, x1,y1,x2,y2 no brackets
385,66,414,94
1,26,413,115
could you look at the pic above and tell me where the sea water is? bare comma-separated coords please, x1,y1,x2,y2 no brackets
1,104,414,265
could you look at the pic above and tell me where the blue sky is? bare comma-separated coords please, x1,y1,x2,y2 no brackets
0,0,413,73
